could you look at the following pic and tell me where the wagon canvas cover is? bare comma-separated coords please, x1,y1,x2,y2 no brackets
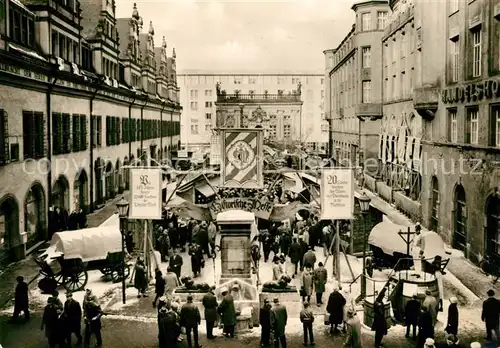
45,224,122,262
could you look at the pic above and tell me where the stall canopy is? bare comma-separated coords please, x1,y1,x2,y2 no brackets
196,177,219,197
43,226,122,262
368,221,448,260
268,202,319,221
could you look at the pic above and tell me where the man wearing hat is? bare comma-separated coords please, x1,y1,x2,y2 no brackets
270,298,288,348
423,289,438,326
405,293,420,339
64,292,83,345
481,289,500,341
423,337,435,348
218,287,236,338
202,287,218,339
411,224,424,272
445,297,459,336
11,275,30,322
169,249,184,279
180,295,202,348
445,333,460,347
344,308,361,348
260,298,272,347
303,246,316,270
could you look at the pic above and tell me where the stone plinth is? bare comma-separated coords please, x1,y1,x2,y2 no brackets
235,306,253,333
172,290,209,319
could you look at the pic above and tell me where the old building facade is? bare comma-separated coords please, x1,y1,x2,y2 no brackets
178,72,327,153
0,0,182,262
324,0,389,172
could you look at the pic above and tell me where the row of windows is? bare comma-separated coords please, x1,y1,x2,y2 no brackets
360,11,388,32
0,110,181,163
9,8,35,48
448,29,482,82
52,30,79,64
186,75,323,86
447,105,500,147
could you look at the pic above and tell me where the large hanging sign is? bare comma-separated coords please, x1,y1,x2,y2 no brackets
320,168,354,220
220,128,264,189
129,168,162,219
208,198,273,220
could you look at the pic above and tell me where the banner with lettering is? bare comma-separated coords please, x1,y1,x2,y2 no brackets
397,127,407,163
221,129,264,189
208,198,273,220
129,168,162,219
413,138,422,173
320,168,354,220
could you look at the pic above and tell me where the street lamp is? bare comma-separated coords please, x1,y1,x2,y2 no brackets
116,197,130,304
358,191,371,299
238,103,244,128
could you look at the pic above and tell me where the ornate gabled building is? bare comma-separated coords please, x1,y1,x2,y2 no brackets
0,0,182,264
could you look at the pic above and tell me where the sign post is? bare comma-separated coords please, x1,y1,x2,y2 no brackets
320,168,354,283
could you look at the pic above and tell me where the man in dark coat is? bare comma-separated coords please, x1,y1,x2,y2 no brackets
298,239,308,271
303,246,316,269
270,298,288,348
158,302,180,348
153,268,165,308
260,298,272,348
169,249,183,279
64,292,82,345
262,231,273,263
313,262,328,305
327,288,346,334
180,295,201,348
41,297,64,348
418,306,434,348
12,275,30,322
83,293,103,348
189,244,203,277
372,300,387,347
279,230,291,256
445,297,459,336
405,293,420,339
218,287,237,338
482,289,500,341
288,238,302,277
202,288,218,339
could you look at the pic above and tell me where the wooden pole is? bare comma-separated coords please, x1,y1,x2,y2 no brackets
335,220,341,284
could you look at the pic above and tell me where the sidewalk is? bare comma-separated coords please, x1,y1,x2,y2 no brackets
363,188,499,300
0,193,129,310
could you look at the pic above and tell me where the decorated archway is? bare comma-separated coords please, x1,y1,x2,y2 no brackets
74,169,88,212
485,193,500,264
24,182,46,248
0,195,19,262
52,175,70,210
105,161,115,200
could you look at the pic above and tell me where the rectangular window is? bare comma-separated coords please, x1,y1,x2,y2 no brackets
321,78,324,84
190,125,198,134
490,106,500,147
248,76,257,84
448,109,458,142
362,47,371,68
362,81,372,103
377,11,388,30
205,125,211,131
205,90,212,97
450,0,459,13
277,77,285,84
450,39,459,82
283,124,291,137
472,30,481,77
23,111,44,159
234,76,242,84
205,101,213,108
205,113,212,120
466,108,479,144
292,77,300,84
190,102,198,110
361,13,371,31
190,90,198,99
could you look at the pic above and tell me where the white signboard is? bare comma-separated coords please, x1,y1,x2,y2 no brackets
320,168,354,220
129,168,162,219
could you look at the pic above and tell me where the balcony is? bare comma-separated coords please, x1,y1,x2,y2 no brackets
216,93,301,103
355,103,382,120
413,86,440,120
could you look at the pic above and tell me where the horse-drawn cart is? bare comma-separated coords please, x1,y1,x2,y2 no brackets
35,225,130,293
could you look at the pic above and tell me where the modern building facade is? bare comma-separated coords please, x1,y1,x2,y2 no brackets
324,0,389,172
178,72,328,152
0,0,182,263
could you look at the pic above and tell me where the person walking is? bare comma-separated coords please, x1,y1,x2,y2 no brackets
299,301,315,346
270,298,288,348
260,298,272,348
303,246,316,270
11,275,30,322
207,221,217,256
344,309,362,348
301,267,313,303
313,262,327,306
169,249,184,279
202,287,218,339
164,266,180,298
288,238,302,277
481,289,500,341
405,293,420,339
218,287,236,338
180,295,202,348
134,256,148,298
418,306,434,348
83,298,103,348
189,244,203,277
372,300,388,347
153,268,165,308
423,290,438,326
327,287,346,334
445,297,459,336
41,298,61,348
64,292,83,346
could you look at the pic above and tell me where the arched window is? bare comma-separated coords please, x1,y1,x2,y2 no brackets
485,193,500,262
430,176,439,231
24,184,45,248
0,196,19,262
52,176,69,210
453,185,467,251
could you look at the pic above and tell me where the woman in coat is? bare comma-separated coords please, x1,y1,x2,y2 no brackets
327,288,346,334
218,287,237,338
372,300,388,347
418,306,434,348
301,267,314,303
153,268,165,308
445,297,459,336
134,256,148,297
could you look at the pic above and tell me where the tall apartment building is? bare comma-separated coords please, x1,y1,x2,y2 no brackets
0,0,182,262
324,0,389,172
178,73,328,152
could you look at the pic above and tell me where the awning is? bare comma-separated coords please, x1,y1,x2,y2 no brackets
195,178,219,197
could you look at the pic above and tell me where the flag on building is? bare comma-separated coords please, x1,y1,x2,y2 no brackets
221,129,263,188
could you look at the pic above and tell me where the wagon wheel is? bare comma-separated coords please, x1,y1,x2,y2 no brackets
63,270,89,292
100,267,112,276
53,271,65,285
111,264,130,283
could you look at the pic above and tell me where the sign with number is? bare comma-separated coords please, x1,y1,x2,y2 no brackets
320,168,354,220
129,168,162,219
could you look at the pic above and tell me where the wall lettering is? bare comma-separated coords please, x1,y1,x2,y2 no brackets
442,79,500,104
